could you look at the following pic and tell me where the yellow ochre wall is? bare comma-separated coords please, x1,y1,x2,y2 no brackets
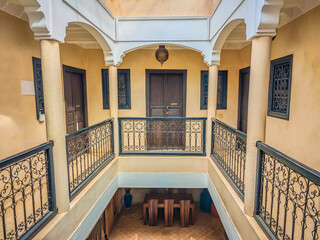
0,11,45,159
118,49,208,118
217,45,251,128
0,11,109,159
102,0,219,17
266,6,320,171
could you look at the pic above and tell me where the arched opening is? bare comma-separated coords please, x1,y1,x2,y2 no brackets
213,19,246,51
65,22,111,52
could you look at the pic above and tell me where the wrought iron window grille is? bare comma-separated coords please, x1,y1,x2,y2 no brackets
32,57,45,121
200,70,228,110
117,69,131,109
217,71,228,110
200,71,208,109
102,69,110,109
267,54,293,120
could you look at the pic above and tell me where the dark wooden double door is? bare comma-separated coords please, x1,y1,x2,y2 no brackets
63,65,88,135
147,70,186,150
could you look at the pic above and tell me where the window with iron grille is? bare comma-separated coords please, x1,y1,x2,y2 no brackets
200,71,208,109
102,69,109,109
118,69,131,109
32,57,45,120
201,70,228,110
267,54,293,120
217,71,228,109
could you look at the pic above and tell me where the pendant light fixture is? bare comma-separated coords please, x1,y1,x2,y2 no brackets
155,45,169,66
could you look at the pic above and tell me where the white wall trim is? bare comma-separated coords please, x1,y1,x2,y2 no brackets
96,0,115,20
69,175,119,240
207,175,241,240
117,16,209,21
118,172,207,188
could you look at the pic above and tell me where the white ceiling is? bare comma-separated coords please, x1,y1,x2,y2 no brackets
1,0,319,50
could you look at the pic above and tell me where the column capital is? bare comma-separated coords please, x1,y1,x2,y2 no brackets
104,50,122,67
210,50,221,67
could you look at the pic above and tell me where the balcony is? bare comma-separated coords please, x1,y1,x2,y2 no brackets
211,118,246,198
66,119,115,199
119,118,206,156
0,143,56,240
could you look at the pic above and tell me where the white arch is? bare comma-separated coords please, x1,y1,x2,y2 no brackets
113,41,212,66
67,22,112,52
212,19,245,51
65,21,114,65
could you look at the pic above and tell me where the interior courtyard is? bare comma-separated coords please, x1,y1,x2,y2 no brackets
0,0,320,239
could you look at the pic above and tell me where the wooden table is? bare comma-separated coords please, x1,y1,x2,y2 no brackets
143,193,195,225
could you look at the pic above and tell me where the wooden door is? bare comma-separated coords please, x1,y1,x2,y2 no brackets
105,191,118,237
147,70,186,150
238,67,250,133
63,65,87,134
86,213,106,240
148,73,184,117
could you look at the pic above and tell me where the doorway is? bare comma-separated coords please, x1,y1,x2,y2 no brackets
63,65,88,134
238,67,250,133
146,70,187,150
146,70,186,117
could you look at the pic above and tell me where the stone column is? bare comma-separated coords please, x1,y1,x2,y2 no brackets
206,65,219,156
244,36,272,216
108,66,119,155
40,40,70,213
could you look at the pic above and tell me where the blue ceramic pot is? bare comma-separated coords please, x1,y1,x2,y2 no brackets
124,189,132,208
200,188,213,213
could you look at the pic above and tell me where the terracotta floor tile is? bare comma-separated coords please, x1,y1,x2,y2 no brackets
109,204,226,240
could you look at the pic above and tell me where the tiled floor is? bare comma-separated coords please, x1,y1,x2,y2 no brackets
109,204,226,240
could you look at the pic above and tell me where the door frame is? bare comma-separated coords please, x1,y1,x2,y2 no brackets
63,65,89,131
145,69,187,117
237,66,250,131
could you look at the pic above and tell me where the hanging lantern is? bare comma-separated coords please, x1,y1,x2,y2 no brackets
155,45,169,66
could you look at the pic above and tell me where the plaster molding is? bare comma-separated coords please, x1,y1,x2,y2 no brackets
62,0,116,41
104,50,116,66
211,50,221,66
253,0,284,38
0,0,28,21
19,0,52,39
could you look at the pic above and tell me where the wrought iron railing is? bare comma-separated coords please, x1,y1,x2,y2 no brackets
119,118,206,155
0,142,56,240
255,142,320,240
66,119,114,199
211,118,246,198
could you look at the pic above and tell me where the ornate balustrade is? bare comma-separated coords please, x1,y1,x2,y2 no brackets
0,142,56,240
211,118,246,198
66,119,114,199
119,118,206,155
255,142,320,240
